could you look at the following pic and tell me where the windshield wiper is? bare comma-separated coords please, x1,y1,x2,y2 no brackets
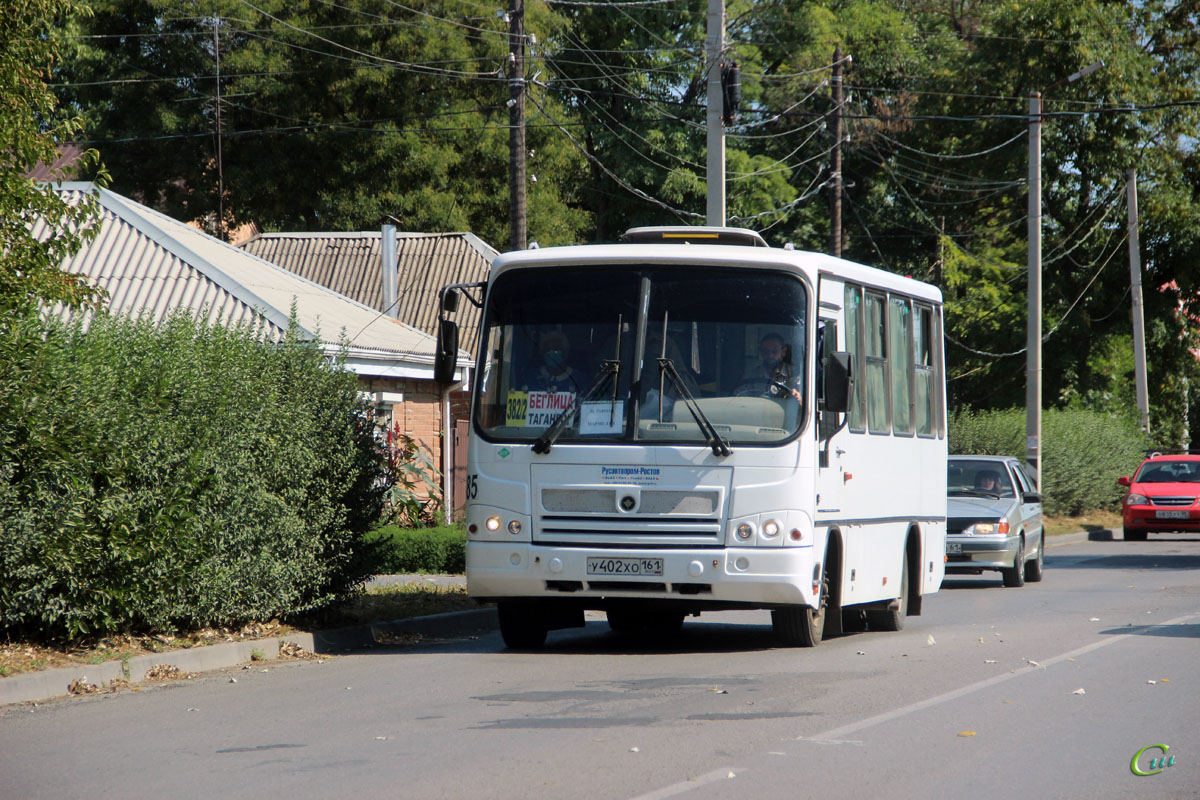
531,360,621,454
658,356,731,457
532,317,626,455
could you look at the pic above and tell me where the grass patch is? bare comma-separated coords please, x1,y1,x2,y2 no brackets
1044,510,1121,538
299,584,485,629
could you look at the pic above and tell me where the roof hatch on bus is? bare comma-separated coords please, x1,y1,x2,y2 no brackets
621,226,769,248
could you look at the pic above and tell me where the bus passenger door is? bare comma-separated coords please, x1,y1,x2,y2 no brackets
816,313,854,589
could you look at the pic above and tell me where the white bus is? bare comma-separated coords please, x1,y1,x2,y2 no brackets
436,227,947,648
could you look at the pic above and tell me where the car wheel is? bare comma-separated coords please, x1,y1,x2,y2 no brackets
1024,538,1044,583
866,552,908,632
1002,537,1025,587
498,602,548,650
1123,528,1148,541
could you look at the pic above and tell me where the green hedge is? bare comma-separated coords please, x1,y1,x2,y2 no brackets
0,312,390,642
365,525,466,574
949,407,1150,516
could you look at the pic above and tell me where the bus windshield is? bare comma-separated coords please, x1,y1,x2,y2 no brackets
474,265,808,446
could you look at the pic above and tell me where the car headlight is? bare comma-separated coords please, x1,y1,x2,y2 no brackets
968,520,1009,535
1126,493,1148,506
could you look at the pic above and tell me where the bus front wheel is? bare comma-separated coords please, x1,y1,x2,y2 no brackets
773,566,829,647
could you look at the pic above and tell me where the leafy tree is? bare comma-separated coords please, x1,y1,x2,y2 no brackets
60,0,590,248
0,0,106,315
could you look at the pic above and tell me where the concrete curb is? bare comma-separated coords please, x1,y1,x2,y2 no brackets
0,607,498,709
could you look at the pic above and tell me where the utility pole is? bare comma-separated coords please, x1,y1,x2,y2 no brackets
1127,169,1150,433
1026,90,1042,489
213,17,225,241
507,0,527,251
829,46,843,257
705,0,724,226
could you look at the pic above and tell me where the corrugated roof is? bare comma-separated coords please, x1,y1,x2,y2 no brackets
240,231,493,357
42,184,461,376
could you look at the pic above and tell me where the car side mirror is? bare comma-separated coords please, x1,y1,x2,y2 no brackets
822,351,852,413
434,319,459,384
1117,476,1131,487
1023,492,1042,504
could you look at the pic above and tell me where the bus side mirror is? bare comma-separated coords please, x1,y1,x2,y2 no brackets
434,319,459,384
822,351,852,413
442,288,459,313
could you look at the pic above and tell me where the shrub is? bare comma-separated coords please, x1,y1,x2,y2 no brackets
949,407,1150,516
0,312,390,642
366,525,466,574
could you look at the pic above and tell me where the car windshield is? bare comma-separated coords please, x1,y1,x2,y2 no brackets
948,460,1015,497
1134,460,1200,483
473,265,809,446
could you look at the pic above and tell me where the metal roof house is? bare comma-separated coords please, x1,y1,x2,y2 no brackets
42,183,471,508
239,230,494,358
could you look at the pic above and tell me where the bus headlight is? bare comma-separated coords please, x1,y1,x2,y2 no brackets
485,516,501,531
762,520,780,538
507,520,522,535
736,522,755,540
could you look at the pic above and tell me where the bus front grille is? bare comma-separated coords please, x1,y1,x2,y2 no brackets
535,516,722,547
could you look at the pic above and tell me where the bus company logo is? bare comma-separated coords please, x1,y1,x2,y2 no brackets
1130,744,1176,776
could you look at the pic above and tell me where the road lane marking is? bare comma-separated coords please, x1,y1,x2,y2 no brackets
626,608,1199,799
801,609,1200,744
627,766,744,800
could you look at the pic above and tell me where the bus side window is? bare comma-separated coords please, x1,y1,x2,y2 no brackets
843,283,865,433
864,291,889,434
914,305,935,436
889,296,913,436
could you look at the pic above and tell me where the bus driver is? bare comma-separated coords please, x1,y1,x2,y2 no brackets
736,332,802,402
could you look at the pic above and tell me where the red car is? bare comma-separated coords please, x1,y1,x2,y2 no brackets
1118,453,1200,540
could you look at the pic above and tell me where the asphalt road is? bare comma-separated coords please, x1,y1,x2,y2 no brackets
3,534,1198,800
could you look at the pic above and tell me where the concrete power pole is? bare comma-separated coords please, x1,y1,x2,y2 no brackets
1026,91,1043,490
705,0,725,226
829,47,843,258
508,0,527,251
1127,169,1150,434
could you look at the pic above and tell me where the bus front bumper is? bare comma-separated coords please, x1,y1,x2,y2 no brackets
466,542,815,607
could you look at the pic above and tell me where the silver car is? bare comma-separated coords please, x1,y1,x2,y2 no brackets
946,455,1045,586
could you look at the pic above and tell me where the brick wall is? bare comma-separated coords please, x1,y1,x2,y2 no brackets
358,375,444,504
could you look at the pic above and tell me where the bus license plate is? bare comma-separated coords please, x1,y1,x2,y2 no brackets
587,557,663,577
946,541,962,554
1156,510,1189,519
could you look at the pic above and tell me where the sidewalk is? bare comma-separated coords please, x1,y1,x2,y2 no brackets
0,575,492,709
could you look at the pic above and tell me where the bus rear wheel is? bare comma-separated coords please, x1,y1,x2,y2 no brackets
498,602,548,650
866,552,908,632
